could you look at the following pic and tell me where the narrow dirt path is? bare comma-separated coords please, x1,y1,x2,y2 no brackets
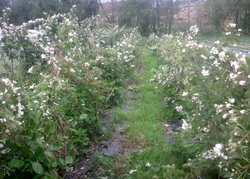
65,46,182,179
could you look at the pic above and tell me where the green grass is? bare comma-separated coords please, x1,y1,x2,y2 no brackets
91,46,190,179
121,47,167,146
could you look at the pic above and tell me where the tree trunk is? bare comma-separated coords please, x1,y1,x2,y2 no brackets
235,11,239,27
244,5,249,34
169,0,173,34
111,0,114,24
188,0,190,31
156,0,160,34
98,0,110,22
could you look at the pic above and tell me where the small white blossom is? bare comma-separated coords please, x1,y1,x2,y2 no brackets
201,69,209,77
240,110,245,114
129,169,137,174
70,68,75,73
223,113,228,119
182,119,192,130
41,54,46,58
239,80,246,85
182,92,188,97
229,98,235,103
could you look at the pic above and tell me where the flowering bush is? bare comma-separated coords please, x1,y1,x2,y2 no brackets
149,24,250,178
0,6,141,178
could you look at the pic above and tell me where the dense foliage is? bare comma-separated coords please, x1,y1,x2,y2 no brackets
148,24,250,178
0,0,99,25
0,6,141,178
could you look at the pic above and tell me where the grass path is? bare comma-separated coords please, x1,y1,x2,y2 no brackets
91,46,184,179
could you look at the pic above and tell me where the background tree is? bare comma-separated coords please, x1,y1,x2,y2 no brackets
0,0,10,17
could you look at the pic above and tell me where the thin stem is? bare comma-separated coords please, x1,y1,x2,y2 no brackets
56,112,67,160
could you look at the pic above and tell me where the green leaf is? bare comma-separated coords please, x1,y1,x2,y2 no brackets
31,162,44,174
80,114,87,120
33,174,43,179
23,146,34,157
194,133,204,139
187,147,196,153
8,159,25,168
98,95,105,100
246,58,250,67
59,158,65,165
49,122,56,134
37,83,48,89
63,136,69,140
32,116,39,125
209,139,220,145
35,146,45,159
0,169,4,179
65,156,73,164
230,151,241,158
220,171,232,177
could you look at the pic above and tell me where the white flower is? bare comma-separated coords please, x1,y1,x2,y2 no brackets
229,23,236,28
182,119,192,130
28,66,34,73
198,44,203,48
182,92,188,97
238,29,242,32
69,32,73,37
146,162,151,167
210,47,219,55
189,25,199,35
41,54,46,58
223,113,228,119
230,61,240,71
239,80,246,85
226,103,231,108
214,41,220,44
232,117,237,122
201,69,209,77
213,144,223,156
223,155,228,160
5,129,10,134
182,49,186,53
219,51,225,61
70,68,75,73
240,110,245,114
200,55,207,59
212,60,220,67
225,32,231,35
230,73,238,80
175,105,183,112
129,169,137,174
2,78,14,88
229,98,235,103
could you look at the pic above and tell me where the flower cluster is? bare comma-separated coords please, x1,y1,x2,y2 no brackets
148,24,250,178
202,144,228,160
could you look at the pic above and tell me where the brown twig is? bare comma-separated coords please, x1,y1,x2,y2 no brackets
105,89,114,105
171,52,183,94
56,112,67,160
58,112,68,125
